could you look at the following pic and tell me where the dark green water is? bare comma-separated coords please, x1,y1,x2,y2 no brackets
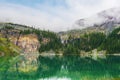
0,55,120,80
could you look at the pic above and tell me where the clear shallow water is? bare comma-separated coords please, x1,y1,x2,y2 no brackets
0,55,120,80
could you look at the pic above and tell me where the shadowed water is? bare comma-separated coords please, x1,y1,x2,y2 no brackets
0,55,120,80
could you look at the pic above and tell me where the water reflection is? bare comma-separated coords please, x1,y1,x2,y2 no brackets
0,55,120,80
37,56,62,78
37,55,120,80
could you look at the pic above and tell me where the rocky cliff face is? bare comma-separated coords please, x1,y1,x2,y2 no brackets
15,34,39,53
0,29,40,53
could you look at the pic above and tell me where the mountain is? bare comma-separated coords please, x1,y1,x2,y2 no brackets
0,23,62,72
73,7,120,33
58,7,120,39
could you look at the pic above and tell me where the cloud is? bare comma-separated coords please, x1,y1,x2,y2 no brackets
0,3,70,32
0,0,120,32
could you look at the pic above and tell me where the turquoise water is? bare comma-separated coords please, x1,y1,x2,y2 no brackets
0,55,120,80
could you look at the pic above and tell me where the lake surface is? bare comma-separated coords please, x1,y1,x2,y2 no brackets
0,55,120,80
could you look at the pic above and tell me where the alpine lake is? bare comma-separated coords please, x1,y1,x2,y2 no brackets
0,54,120,80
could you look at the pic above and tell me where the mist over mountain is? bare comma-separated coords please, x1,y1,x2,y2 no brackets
73,7,120,30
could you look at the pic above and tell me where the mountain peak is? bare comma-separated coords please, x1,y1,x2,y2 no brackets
73,7,120,30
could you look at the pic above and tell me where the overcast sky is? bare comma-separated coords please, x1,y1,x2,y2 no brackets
0,0,120,32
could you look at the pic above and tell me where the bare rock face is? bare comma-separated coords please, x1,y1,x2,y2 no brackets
17,34,40,53
5,30,40,53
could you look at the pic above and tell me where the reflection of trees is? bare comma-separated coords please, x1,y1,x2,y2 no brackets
0,58,10,80
37,56,62,78
1,55,118,79
0,56,20,80
37,55,120,79
104,56,120,78
62,56,106,76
